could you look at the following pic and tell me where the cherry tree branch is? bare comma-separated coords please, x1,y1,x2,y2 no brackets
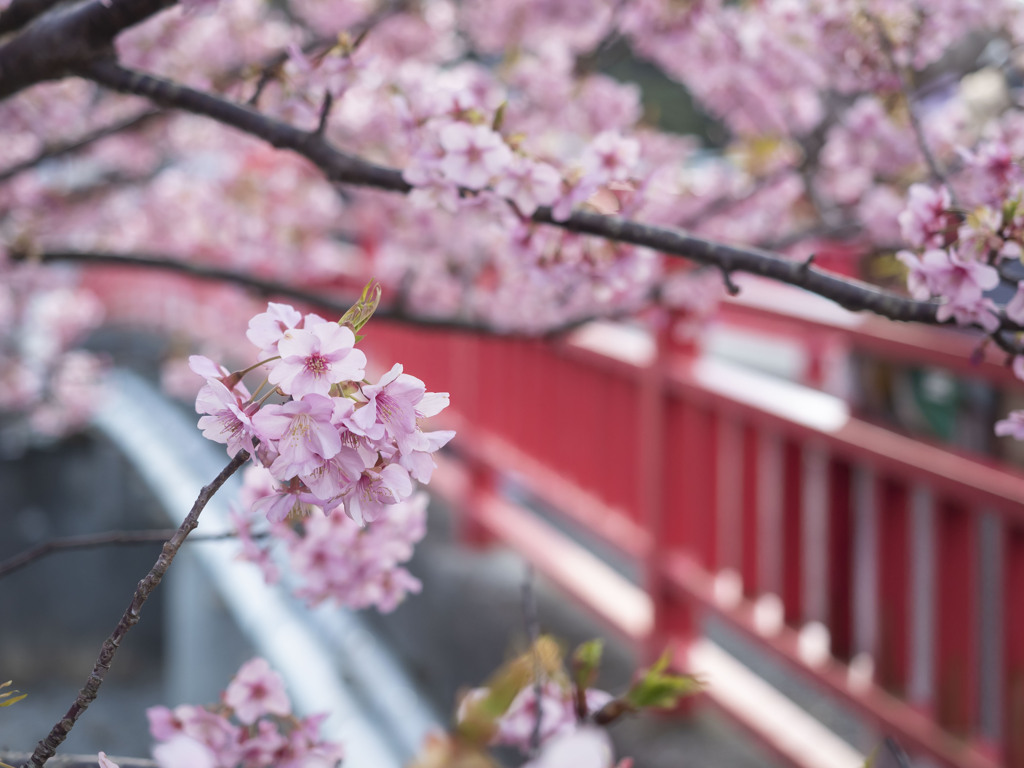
0,527,258,581
19,248,566,334
0,0,62,37
21,450,249,768
0,0,175,101
0,109,162,184
76,60,967,328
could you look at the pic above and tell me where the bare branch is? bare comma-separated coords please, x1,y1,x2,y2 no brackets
868,13,955,197
18,248,559,334
0,0,175,101
0,0,63,37
0,527,256,580
0,109,161,184
76,60,1024,337
21,451,249,768
520,566,544,757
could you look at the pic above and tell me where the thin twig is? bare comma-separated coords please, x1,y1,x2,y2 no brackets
0,109,162,184
0,528,258,580
869,13,955,199
314,91,333,136
21,451,249,768
521,565,544,757
17,249,577,335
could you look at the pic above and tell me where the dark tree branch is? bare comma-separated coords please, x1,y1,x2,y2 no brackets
75,60,1024,340
0,527,256,580
19,248,566,334
21,451,249,768
0,0,175,101
0,109,162,183
0,0,63,37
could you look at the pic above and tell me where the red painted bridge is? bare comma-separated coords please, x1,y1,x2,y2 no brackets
82,265,1024,768
361,276,1024,768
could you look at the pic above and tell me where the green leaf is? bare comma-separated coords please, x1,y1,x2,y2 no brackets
623,649,701,710
0,681,26,708
0,693,27,707
571,639,603,691
339,279,382,333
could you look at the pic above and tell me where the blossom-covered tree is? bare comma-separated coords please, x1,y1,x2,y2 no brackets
4,0,1024,765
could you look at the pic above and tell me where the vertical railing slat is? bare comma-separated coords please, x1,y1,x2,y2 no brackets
876,478,909,696
827,458,854,662
908,486,936,711
935,499,978,736
781,438,804,625
1003,524,1024,768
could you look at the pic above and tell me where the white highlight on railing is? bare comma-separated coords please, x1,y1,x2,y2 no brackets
703,325,809,382
568,321,656,366
797,622,831,668
847,652,875,692
713,569,743,609
693,358,849,433
93,371,440,768
689,638,865,768
908,486,935,708
752,593,785,636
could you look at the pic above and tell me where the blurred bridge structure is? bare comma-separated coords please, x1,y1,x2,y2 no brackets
72,259,1024,768
360,274,1024,768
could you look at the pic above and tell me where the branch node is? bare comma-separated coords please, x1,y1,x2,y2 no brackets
720,267,741,296
314,91,334,137
800,253,816,273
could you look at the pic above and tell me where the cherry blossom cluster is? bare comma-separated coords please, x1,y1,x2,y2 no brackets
8,0,1023,347
0,249,106,454
460,680,614,755
192,300,453,526
232,464,427,612
890,146,1024,439
99,657,344,768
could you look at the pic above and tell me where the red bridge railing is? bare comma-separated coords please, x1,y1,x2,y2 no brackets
360,280,1024,768
79,265,1022,768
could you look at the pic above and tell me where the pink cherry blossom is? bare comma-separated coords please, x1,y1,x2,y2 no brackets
485,681,613,754
898,184,956,248
97,753,120,768
494,156,563,215
252,394,343,479
438,122,513,189
582,132,640,185
152,735,217,768
246,302,304,358
194,377,258,457
352,363,450,452
522,726,616,768
997,411,1024,440
345,463,414,525
268,321,366,399
224,657,292,725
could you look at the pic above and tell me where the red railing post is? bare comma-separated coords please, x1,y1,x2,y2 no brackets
827,458,854,662
935,499,978,737
876,478,909,697
645,310,696,665
1005,524,1024,768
